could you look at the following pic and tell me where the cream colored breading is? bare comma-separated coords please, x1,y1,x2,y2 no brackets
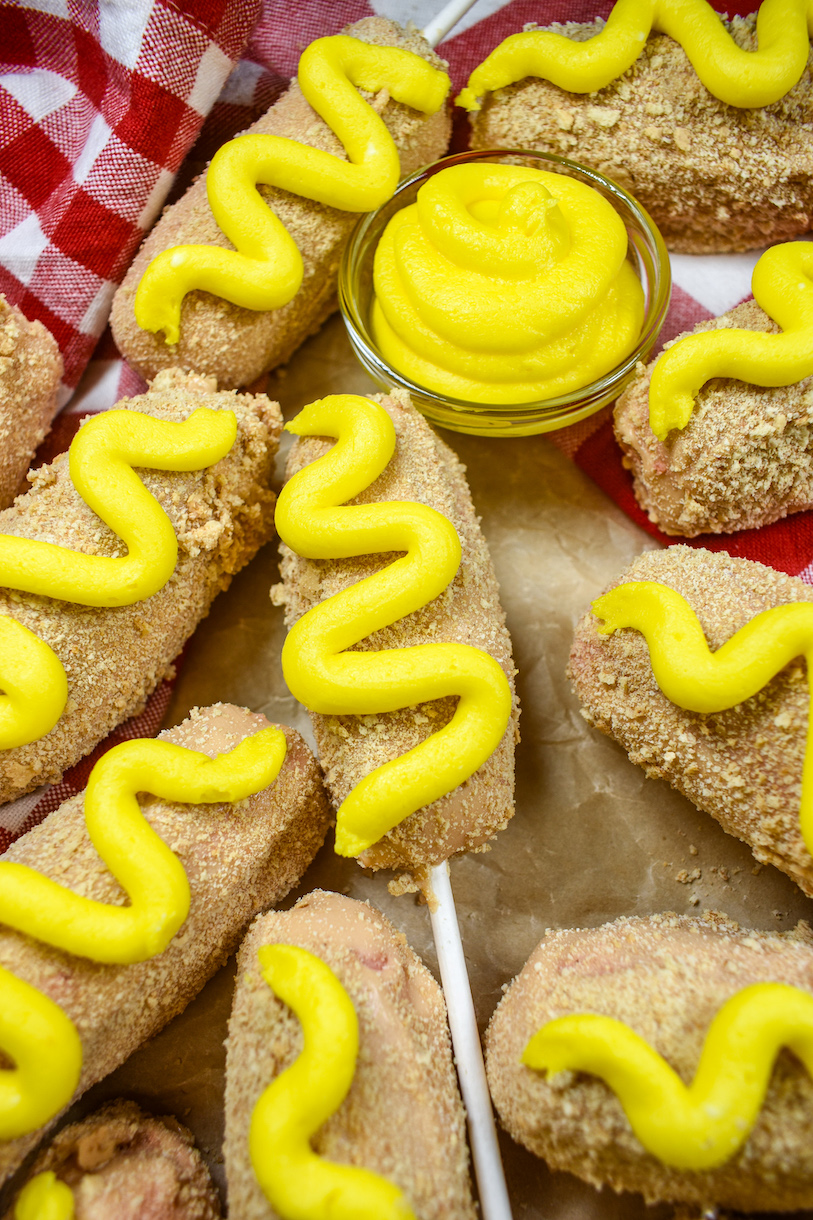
0,368,280,805
0,296,62,511
3,1100,221,1220
0,703,331,1185
486,911,813,1211
568,546,813,896
274,390,519,881
470,17,813,254
111,19,452,388
224,890,475,1220
614,300,813,536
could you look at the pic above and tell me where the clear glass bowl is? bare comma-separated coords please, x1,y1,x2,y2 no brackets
339,148,671,438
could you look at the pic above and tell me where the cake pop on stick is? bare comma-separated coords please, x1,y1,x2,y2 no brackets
273,390,519,1218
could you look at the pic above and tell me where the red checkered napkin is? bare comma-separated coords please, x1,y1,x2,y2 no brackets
0,0,260,398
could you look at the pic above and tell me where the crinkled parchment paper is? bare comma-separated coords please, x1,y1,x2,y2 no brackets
5,315,813,1220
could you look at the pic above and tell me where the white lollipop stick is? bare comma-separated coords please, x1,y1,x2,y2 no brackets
422,0,480,48
429,861,513,1220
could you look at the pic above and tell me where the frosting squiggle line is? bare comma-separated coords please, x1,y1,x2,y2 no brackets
134,37,450,346
0,406,236,749
0,727,287,964
0,966,83,1142
0,407,237,608
458,0,813,112
524,982,813,1170
14,1171,74,1220
250,944,415,1220
649,241,813,440
275,394,513,858
0,726,287,1139
593,580,813,852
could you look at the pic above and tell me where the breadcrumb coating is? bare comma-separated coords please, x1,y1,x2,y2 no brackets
0,368,280,805
0,296,62,510
486,911,813,1211
0,702,332,1185
614,300,813,536
568,546,813,896
224,890,475,1220
470,16,813,254
111,19,452,388
3,1100,221,1220
273,390,519,882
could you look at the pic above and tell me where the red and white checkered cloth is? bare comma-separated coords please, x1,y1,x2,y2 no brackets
0,0,261,399
0,0,808,843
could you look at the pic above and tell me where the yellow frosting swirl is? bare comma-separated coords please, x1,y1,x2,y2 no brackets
250,944,415,1220
1,407,237,608
593,580,813,852
458,0,813,112
0,726,287,1139
371,163,644,404
275,394,512,857
0,617,68,749
524,982,813,1170
649,241,813,440
14,1173,74,1220
0,967,83,1142
135,36,450,345
0,406,236,750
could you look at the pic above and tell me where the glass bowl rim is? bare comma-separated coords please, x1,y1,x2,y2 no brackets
339,146,672,420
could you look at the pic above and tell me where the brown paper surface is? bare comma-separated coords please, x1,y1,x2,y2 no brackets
7,314,813,1220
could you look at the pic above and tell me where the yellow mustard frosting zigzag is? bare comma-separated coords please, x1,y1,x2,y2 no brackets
524,981,813,1170
593,580,813,852
458,0,813,111
648,241,813,440
14,1171,74,1220
250,944,415,1220
275,394,513,858
0,406,236,750
0,726,287,1141
134,36,451,346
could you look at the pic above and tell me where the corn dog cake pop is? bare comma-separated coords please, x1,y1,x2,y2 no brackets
460,0,813,254
615,241,813,535
0,702,331,1185
273,390,519,883
569,545,813,897
0,367,279,805
486,911,813,1212
487,910,813,1211
0,298,62,512
111,19,452,389
224,890,475,1220
5,1101,221,1220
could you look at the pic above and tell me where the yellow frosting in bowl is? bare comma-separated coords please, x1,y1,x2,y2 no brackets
370,162,644,405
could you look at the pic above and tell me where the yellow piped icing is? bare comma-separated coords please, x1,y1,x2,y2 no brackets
593,580,813,852
274,394,513,858
250,944,415,1220
1,407,237,607
648,241,813,440
0,617,68,749
0,726,287,1138
134,36,450,345
0,727,286,964
14,1172,74,1220
458,0,813,112
370,163,644,403
0,406,236,749
0,967,83,1142
523,982,813,1170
